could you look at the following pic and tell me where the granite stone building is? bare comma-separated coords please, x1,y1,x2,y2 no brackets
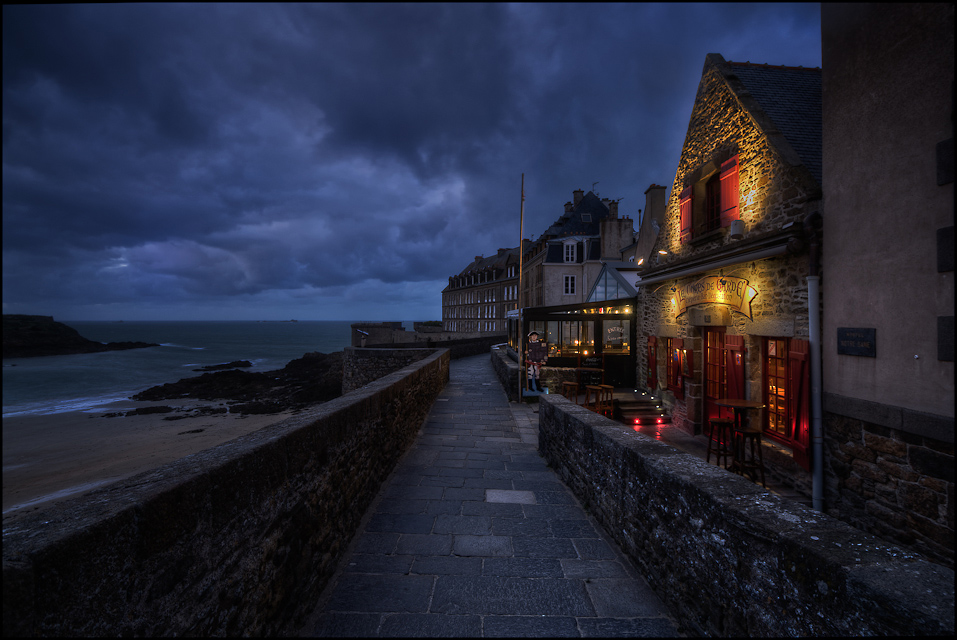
819,2,954,567
633,53,823,489
441,246,520,333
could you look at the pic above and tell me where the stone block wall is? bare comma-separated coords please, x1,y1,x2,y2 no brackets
537,394,954,636
3,350,450,637
342,346,435,393
366,334,506,360
822,402,954,569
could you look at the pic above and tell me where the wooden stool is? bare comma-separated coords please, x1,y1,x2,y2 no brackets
730,424,767,488
706,418,734,469
583,385,602,411
598,385,615,416
561,381,580,404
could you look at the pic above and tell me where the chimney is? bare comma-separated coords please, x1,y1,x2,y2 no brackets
475,256,483,263
573,189,584,205
608,200,619,218
564,201,573,214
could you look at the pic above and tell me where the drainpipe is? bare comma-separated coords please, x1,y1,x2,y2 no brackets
805,211,824,511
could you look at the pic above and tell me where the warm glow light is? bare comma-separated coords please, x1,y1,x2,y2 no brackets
637,258,644,266
656,418,663,424
658,250,668,255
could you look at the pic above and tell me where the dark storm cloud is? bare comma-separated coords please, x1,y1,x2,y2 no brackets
2,3,821,320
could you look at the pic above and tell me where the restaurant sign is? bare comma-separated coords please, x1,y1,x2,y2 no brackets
671,276,758,319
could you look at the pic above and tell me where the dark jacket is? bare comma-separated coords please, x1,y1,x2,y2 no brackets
527,341,548,363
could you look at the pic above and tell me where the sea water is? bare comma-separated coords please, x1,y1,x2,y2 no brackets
2,320,409,417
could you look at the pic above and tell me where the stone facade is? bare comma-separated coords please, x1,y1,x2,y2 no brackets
537,394,954,636
2,350,449,636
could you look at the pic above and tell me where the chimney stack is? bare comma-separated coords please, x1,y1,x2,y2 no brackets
608,200,619,218
564,201,573,214
573,189,584,205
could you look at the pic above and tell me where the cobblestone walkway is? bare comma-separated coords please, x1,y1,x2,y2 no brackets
302,354,680,637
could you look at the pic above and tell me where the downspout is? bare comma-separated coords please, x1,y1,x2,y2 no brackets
805,211,824,511
518,174,526,401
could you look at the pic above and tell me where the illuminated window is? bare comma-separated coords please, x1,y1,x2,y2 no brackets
680,154,740,243
762,337,811,470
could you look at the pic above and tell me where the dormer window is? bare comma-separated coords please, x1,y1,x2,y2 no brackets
564,242,577,263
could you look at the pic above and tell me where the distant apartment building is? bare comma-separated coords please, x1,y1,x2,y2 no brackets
519,189,635,309
442,247,520,333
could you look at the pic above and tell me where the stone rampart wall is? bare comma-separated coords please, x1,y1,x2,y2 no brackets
367,334,505,360
342,347,436,393
2,350,450,637
537,394,954,636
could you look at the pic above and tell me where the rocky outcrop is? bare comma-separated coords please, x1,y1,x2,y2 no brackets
2,315,159,359
192,360,253,372
132,351,344,413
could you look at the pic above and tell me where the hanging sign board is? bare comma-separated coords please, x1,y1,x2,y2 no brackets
671,276,758,320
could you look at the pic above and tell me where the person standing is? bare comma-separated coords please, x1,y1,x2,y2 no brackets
525,331,548,392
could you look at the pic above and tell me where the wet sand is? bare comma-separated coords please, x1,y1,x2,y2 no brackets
2,399,295,524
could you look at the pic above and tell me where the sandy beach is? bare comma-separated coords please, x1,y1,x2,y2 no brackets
2,399,295,524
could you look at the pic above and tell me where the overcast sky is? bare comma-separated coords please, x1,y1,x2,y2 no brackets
3,3,821,322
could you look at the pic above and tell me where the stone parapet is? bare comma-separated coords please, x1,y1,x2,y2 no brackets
2,350,450,637
537,394,954,636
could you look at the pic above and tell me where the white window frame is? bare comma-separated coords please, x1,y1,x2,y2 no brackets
564,242,577,263
564,275,576,296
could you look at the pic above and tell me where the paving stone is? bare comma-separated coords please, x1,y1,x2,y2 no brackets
323,574,434,613
441,487,487,501
378,613,482,637
490,516,551,537
430,576,595,616
395,533,453,556
352,532,398,555
486,489,536,504
560,559,632,579
534,490,577,505
482,615,580,637
410,555,483,576
549,519,599,538
461,501,524,517
513,536,579,558
578,617,681,637
572,538,619,560
482,557,564,578
433,513,491,535
452,534,512,557
585,578,668,617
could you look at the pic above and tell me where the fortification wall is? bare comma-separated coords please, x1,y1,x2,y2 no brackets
537,394,954,636
3,350,450,637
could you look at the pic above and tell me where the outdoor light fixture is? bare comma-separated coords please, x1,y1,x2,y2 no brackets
637,258,644,266
658,250,669,255
729,219,745,240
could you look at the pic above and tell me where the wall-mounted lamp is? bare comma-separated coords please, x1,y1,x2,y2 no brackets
658,249,669,255
636,257,644,266
729,219,745,240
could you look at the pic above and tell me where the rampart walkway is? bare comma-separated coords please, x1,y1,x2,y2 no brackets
302,354,681,637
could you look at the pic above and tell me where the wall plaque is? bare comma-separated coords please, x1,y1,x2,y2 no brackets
837,327,876,357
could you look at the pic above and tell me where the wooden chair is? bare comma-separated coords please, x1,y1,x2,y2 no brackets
706,417,734,469
561,381,580,404
598,385,615,417
583,385,602,411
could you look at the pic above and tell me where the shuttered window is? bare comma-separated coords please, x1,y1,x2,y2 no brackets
719,155,740,226
679,187,693,244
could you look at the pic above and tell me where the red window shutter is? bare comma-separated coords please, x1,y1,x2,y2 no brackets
788,339,811,471
725,334,745,400
719,155,739,226
647,336,658,390
670,338,684,399
679,186,692,243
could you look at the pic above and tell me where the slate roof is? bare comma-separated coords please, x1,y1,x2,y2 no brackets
727,61,822,186
541,191,611,238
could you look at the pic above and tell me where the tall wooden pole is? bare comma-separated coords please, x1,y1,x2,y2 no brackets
518,173,526,400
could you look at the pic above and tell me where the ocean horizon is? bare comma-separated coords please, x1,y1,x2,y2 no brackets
3,320,415,417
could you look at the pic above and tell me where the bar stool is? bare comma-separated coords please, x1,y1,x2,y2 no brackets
583,385,602,411
705,417,734,469
598,385,615,417
561,381,580,404
730,423,767,488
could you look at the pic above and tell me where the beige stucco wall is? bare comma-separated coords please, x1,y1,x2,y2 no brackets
822,3,954,418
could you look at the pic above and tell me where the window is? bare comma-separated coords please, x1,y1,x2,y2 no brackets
564,242,577,262
680,154,739,243
763,337,811,469
666,337,684,398
563,275,576,295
